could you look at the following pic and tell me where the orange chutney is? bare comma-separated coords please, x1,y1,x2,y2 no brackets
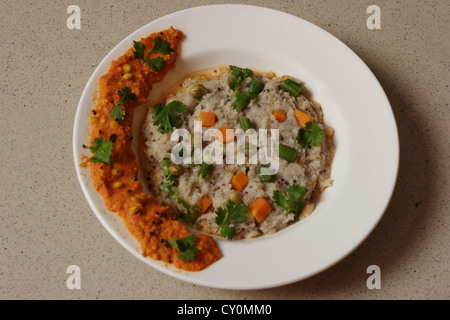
87,27,221,271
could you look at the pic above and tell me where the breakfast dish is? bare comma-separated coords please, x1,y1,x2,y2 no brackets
74,5,398,289
141,67,335,240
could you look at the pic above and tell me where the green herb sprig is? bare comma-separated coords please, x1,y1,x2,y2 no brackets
229,66,265,112
89,138,113,164
152,100,187,134
170,235,199,261
109,87,136,121
132,36,171,71
215,200,248,240
297,122,323,148
273,185,308,218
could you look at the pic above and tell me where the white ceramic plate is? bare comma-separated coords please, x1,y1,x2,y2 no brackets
73,4,399,290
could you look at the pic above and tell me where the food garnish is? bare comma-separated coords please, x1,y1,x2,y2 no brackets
198,162,214,179
229,65,254,93
258,164,275,183
297,122,324,148
132,36,171,71
89,138,113,164
176,198,201,225
152,100,187,134
231,76,265,112
232,92,252,112
109,86,136,121
215,200,249,240
280,78,303,96
170,235,199,261
273,184,308,217
239,117,253,132
278,143,298,163
158,180,179,200
247,77,265,98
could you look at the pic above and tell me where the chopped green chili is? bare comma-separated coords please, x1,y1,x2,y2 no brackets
280,78,303,97
279,143,298,163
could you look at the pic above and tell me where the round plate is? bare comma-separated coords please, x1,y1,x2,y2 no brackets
73,4,399,290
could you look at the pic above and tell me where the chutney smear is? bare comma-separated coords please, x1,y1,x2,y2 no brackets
87,27,221,271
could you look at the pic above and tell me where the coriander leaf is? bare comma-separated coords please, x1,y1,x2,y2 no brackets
296,122,323,148
158,180,179,200
132,37,170,69
176,197,201,224
170,235,199,262
220,226,236,240
152,100,187,134
229,65,254,93
215,207,227,226
109,86,136,121
132,40,145,61
147,57,165,71
287,184,308,201
117,87,136,104
110,104,125,121
167,100,188,113
215,200,248,240
90,138,113,164
273,190,289,210
148,36,171,55
273,185,308,218
160,158,175,180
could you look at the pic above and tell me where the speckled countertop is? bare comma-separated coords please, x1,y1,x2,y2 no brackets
1,0,449,299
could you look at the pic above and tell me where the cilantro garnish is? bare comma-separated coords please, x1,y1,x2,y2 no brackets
149,36,172,55
132,36,171,71
229,66,265,112
170,235,199,262
109,86,136,121
229,66,254,93
152,100,187,134
146,57,165,71
296,122,323,148
215,200,248,240
158,180,179,200
89,138,113,164
273,185,308,218
160,158,175,180
132,40,145,60
176,198,201,225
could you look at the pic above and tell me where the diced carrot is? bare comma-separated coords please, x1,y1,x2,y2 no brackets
216,125,234,144
294,109,313,128
249,197,272,222
231,171,248,192
198,196,212,214
273,109,286,122
200,112,217,127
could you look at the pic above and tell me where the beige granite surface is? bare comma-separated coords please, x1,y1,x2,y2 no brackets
1,0,449,299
